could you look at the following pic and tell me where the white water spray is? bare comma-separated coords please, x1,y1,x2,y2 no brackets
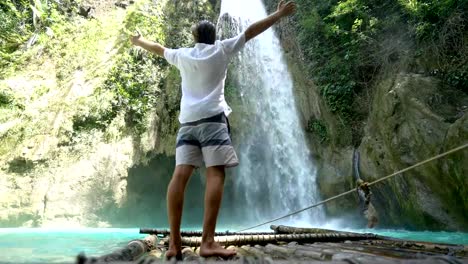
220,0,324,227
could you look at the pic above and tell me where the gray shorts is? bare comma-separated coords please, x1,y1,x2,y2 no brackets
175,113,239,168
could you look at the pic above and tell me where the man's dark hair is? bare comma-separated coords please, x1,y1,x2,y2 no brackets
192,20,216,45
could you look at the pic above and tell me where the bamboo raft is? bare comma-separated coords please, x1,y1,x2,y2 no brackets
76,225,468,264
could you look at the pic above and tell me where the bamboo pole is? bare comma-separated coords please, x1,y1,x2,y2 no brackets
177,232,378,247
78,239,468,264
77,256,468,264
79,235,157,263
139,228,274,236
271,225,339,234
270,225,377,240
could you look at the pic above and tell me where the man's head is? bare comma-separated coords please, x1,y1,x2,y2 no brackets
192,20,216,45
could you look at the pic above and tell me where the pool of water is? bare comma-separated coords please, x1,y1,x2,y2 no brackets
0,228,467,263
0,228,146,263
346,228,468,245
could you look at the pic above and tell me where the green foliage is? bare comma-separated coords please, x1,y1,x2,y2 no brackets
30,0,51,29
0,1,32,57
306,119,329,143
72,95,117,133
295,0,391,119
161,0,215,48
69,0,217,138
102,51,162,133
0,0,78,71
399,0,467,39
95,0,173,135
407,0,468,94
45,18,108,81
292,0,468,144
0,85,24,111
317,61,356,117
440,67,468,93
122,0,166,48
0,90,13,107
399,0,468,93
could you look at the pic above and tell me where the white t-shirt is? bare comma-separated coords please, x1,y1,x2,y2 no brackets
164,33,246,123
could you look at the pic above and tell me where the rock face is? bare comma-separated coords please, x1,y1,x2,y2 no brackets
359,74,468,230
276,30,467,230
288,54,468,230
0,0,218,228
262,0,467,231
0,140,133,227
0,4,138,227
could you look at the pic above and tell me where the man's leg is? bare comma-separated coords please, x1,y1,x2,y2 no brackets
199,165,236,257
166,165,194,259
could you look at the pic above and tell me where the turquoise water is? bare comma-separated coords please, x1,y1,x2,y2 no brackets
0,228,146,263
348,229,468,245
0,228,467,263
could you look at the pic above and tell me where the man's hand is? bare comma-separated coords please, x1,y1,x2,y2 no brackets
277,0,296,17
245,0,296,42
130,30,142,46
129,31,166,57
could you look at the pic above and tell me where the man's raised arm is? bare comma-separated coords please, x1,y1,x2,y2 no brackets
244,0,296,42
130,34,165,57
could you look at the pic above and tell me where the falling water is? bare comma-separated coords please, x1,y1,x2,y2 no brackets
220,0,324,226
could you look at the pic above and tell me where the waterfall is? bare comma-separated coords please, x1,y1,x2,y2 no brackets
220,0,324,227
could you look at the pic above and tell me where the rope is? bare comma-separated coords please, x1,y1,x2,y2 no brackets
236,142,468,232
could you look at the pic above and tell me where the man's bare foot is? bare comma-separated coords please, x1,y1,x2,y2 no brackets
166,242,182,260
199,241,236,258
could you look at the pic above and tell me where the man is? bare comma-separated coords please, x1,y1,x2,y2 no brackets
131,0,296,259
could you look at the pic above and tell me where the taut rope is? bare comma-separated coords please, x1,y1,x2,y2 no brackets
237,143,468,232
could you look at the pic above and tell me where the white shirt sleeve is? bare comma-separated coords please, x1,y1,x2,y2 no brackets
221,33,246,58
164,48,180,67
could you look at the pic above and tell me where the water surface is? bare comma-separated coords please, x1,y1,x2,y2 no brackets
1,228,467,263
